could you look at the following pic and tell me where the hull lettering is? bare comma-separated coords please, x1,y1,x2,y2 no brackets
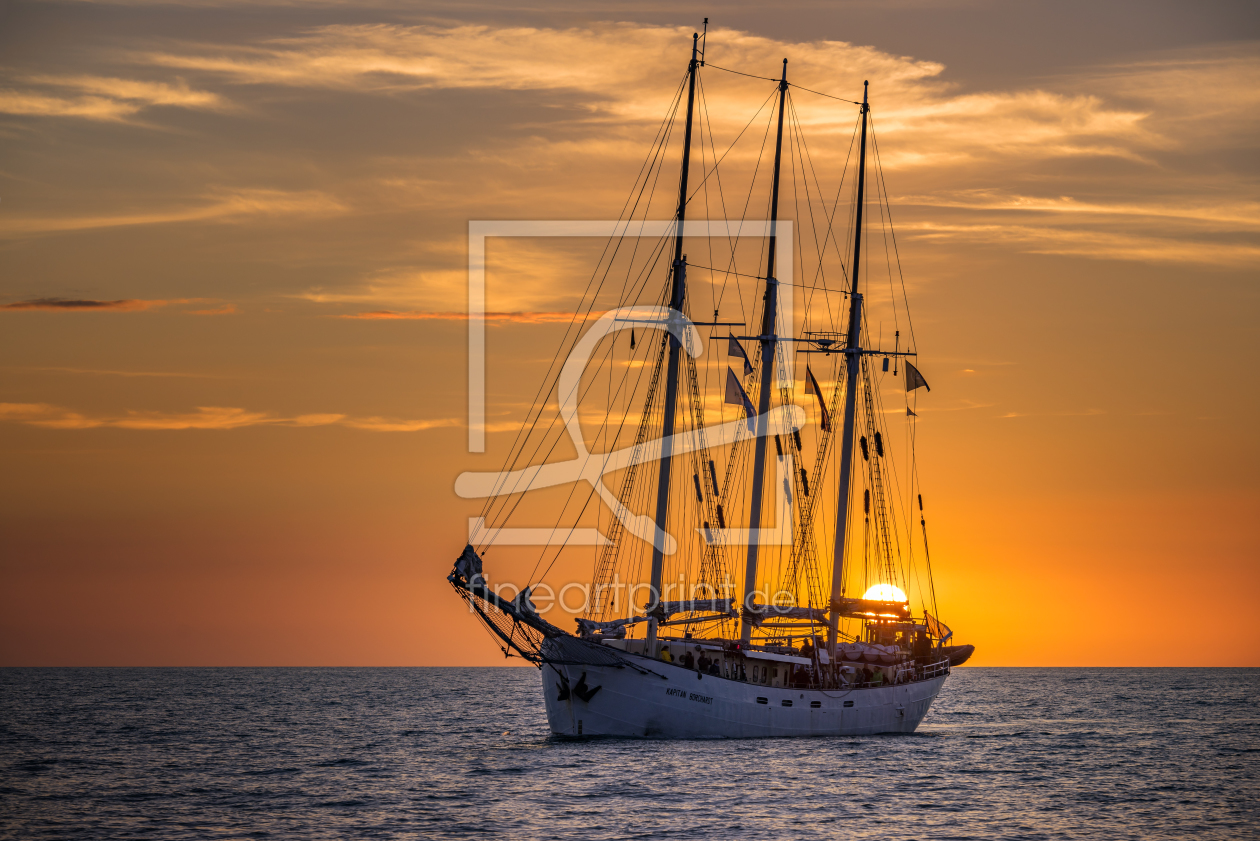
665,687,713,705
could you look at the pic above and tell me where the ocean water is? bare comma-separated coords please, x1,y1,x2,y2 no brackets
1,668,1255,840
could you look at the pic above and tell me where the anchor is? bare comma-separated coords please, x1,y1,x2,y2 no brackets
573,671,602,703
555,673,571,702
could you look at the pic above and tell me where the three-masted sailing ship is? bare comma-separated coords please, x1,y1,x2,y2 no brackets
450,24,973,738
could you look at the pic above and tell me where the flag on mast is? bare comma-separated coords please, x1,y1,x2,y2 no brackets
804,366,831,432
925,612,952,643
727,334,753,376
904,361,931,392
724,367,756,430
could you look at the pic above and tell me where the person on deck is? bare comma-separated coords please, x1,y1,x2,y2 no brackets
913,630,931,660
681,651,695,669
660,646,673,663
872,668,885,687
861,666,873,687
698,652,711,673
709,660,720,676
799,638,815,660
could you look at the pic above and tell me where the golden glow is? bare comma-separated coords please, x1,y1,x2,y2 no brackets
862,584,908,603
0,11,1257,669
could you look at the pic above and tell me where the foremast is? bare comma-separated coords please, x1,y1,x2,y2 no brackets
826,81,870,649
740,59,790,642
645,31,701,653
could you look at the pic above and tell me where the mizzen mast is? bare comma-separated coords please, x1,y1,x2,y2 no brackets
740,59,790,643
826,81,870,649
645,31,700,653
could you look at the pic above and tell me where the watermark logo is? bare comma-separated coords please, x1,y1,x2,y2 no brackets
458,220,799,551
476,572,806,618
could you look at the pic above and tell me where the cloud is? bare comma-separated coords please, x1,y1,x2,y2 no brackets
905,221,1260,266
0,91,142,121
8,366,226,378
0,402,463,432
125,21,1256,280
0,298,169,311
0,403,61,419
187,303,238,315
110,406,275,430
133,23,1165,170
0,189,345,236
343,310,576,323
999,408,1106,419
297,238,598,312
5,21,1255,280
1077,47,1260,146
0,74,226,122
140,24,701,99
135,23,1150,166
340,416,461,431
0,298,240,313
902,191,1260,231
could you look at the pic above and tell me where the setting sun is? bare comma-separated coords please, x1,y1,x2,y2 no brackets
863,584,908,603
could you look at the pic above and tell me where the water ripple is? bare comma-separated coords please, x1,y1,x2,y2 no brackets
1,667,1256,840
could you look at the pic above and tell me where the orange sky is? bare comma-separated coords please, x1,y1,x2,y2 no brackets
1,0,1257,666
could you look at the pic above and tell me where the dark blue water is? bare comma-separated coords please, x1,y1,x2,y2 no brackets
1,668,1255,839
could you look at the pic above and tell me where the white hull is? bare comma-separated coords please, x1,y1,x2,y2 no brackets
542,650,947,739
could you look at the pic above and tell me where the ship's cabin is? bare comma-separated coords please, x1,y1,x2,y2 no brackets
600,618,949,690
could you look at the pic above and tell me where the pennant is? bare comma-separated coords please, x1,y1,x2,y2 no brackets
629,328,635,350
904,361,930,393
727,334,753,376
804,366,831,432
906,407,917,417
724,367,755,430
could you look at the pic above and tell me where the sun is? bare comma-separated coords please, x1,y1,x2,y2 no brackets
863,583,907,603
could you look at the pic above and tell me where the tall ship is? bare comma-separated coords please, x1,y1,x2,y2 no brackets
450,23,973,738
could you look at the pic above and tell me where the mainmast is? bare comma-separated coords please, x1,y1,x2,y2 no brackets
826,81,870,649
645,31,700,653
740,59,790,643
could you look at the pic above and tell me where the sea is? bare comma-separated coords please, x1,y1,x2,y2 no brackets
1,668,1255,839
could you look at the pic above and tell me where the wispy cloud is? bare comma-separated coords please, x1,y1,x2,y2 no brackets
1,298,169,311
187,303,238,315
905,222,1260,266
123,21,1256,281
3,21,1255,285
0,297,239,313
343,310,576,323
0,402,464,431
296,239,595,312
1000,408,1107,419
0,189,344,236
901,191,1260,231
7,366,227,378
140,24,706,99
138,23,1151,169
0,74,226,121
